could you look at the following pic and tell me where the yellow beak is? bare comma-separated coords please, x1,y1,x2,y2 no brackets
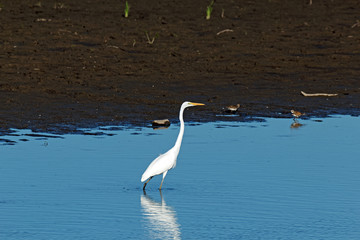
190,102,205,106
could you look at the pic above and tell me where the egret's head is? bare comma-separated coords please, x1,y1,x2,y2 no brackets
183,101,205,108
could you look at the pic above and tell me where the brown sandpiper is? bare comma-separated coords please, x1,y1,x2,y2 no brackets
225,104,240,113
291,110,305,119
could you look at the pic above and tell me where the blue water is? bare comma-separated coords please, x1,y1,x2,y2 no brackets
0,116,359,239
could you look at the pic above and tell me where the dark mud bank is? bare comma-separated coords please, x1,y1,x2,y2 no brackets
1,0,359,134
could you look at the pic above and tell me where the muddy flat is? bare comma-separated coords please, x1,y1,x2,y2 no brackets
1,0,359,133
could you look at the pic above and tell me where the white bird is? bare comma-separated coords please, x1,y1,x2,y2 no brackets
141,101,205,190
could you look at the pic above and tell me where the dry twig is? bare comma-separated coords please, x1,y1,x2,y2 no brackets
351,20,360,28
146,32,157,44
216,29,233,36
301,91,338,97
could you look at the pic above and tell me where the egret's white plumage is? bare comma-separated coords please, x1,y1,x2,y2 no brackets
141,101,205,190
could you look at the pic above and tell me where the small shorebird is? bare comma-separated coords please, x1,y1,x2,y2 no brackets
291,110,305,120
224,104,240,113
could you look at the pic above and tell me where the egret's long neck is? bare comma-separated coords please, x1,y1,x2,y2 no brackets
174,107,185,153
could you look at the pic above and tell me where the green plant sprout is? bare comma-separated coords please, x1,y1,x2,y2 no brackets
206,0,215,20
145,31,158,44
124,1,130,18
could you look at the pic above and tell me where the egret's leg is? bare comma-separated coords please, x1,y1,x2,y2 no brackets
159,179,164,191
143,176,153,190
159,171,168,190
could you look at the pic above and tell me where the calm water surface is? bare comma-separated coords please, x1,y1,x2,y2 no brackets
0,116,359,239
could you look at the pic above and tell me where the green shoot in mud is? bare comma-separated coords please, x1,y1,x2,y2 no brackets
124,1,129,18
206,0,215,20
145,31,158,44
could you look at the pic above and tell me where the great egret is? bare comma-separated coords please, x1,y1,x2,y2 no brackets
141,101,205,190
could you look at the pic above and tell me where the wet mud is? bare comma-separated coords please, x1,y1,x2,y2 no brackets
1,0,360,135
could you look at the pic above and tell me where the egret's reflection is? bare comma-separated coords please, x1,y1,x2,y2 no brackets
141,191,181,240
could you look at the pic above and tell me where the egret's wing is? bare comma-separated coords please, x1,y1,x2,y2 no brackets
141,149,176,182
